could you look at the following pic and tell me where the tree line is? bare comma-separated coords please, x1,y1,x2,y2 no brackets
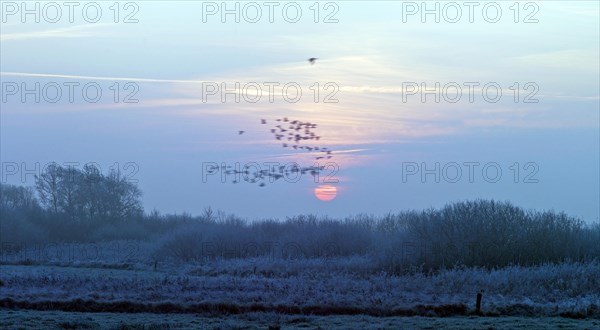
1,167,598,270
1,163,142,222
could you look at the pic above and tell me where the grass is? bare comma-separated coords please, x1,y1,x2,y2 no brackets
2,309,600,330
1,200,598,327
0,259,598,318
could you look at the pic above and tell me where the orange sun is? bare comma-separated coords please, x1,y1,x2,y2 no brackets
314,185,337,202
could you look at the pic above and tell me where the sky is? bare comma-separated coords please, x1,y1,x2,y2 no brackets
1,1,599,222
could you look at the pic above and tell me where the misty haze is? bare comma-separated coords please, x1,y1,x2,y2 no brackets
1,1,599,329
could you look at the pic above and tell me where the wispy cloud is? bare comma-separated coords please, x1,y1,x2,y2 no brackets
4,47,597,147
0,24,110,41
0,71,210,84
510,49,600,72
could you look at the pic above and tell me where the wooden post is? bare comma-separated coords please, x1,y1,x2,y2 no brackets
476,290,483,314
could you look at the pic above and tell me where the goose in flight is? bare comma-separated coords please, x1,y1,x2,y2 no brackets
308,58,318,65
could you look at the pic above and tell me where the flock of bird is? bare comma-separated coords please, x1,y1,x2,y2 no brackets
234,117,335,186
207,162,327,187
265,117,334,160
231,58,331,187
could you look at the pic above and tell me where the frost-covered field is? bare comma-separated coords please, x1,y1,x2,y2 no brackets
1,248,599,320
2,309,600,330
2,205,599,329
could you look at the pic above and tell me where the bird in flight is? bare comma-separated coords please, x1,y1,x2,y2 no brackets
238,131,245,135
308,58,318,65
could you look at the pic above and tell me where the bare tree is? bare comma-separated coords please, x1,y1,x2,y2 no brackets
104,169,143,220
35,163,62,213
0,183,38,210
34,164,143,221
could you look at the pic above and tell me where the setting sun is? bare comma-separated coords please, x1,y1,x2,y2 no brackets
314,185,337,202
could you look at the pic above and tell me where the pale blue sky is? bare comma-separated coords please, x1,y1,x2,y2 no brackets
1,1,598,221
